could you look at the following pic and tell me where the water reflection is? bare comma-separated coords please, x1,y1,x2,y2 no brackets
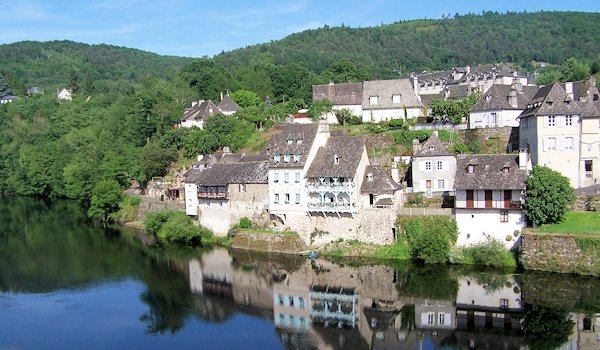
0,197,599,349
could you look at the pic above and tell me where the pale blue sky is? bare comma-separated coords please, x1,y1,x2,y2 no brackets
0,0,598,57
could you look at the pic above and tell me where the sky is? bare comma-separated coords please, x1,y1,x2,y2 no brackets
0,0,598,58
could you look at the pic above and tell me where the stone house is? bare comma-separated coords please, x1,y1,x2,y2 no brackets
0,95,18,104
518,83,586,188
180,100,220,129
360,165,403,208
469,82,538,129
312,82,363,123
454,153,529,248
217,94,240,116
183,160,269,236
411,132,456,197
56,87,73,101
362,79,423,123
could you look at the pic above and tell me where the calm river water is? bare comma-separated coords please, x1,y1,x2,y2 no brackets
0,197,599,349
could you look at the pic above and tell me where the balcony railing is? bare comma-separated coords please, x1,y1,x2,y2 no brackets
307,202,356,213
460,200,522,209
197,192,227,199
305,183,355,192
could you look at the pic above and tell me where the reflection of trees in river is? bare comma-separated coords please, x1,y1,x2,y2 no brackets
523,304,574,350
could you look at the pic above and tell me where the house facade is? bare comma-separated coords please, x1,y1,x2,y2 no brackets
454,153,528,248
180,100,220,129
362,79,423,123
312,82,363,123
519,83,585,188
469,82,538,129
57,87,73,101
217,94,240,116
411,132,456,196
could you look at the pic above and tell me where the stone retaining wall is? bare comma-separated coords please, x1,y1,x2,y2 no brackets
520,232,599,276
231,232,307,254
459,126,518,153
136,196,185,220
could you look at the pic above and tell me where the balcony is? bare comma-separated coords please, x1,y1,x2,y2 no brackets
305,182,355,192
507,201,522,209
197,192,227,199
307,202,356,213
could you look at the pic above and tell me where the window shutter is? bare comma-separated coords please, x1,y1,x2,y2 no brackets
418,161,425,171
558,137,564,151
442,160,449,171
542,138,547,152
543,116,548,128
421,313,429,325
557,116,564,128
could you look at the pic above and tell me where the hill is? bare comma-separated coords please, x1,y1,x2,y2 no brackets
214,11,600,79
0,40,193,95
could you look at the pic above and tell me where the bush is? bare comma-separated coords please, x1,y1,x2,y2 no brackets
406,192,425,207
156,212,211,245
398,216,458,264
144,210,177,235
366,123,388,133
238,217,252,229
393,130,431,148
524,166,576,226
117,195,141,222
589,195,600,211
388,118,404,129
463,238,516,267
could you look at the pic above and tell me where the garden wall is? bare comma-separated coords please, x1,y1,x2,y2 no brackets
520,231,600,276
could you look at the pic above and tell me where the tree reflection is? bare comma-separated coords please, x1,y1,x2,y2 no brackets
523,304,574,350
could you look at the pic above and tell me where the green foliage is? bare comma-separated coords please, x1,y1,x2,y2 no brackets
334,108,360,126
536,57,591,85
237,217,252,229
589,195,600,212
388,118,404,129
366,123,388,134
204,113,257,152
535,69,562,85
393,130,431,148
144,210,213,245
318,59,368,83
429,93,479,124
0,73,12,97
373,241,411,260
137,141,177,184
458,238,517,267
524,305,574,350
308,99,332,121
117,195,141,222
87,179,123,222
179,58,236,100
405,193,425,207
229,89,261,108
144,210,177,235
524,166,576,226
398,216,458,264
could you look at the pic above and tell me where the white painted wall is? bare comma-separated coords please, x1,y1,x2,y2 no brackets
184,183,199,215
362,107,421,123
181,119,204,129
455,209,525,249
412,155,457,194
469,110,522,129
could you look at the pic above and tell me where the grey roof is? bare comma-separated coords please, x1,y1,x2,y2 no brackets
183,100,220,121
27,87,43,94
445,85,471,99
313,82,363,105
185,161,268,186
305,135,365,178
415,63,524,87
266,123,319,169
414,71,452,88
419,92,445,106
566,77,600,102
362,79,422,109
217,95,240,113
360,165,402,193
582,100,600,118
470,84,530,112
0,95,19,101
414,133,452,157
519,83,583,118
455,154,526,190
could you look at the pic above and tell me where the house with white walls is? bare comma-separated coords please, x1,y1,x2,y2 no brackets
454,153,529,248
217,94,240,115
411,132,456,197
469,82,538,129
180,100,220,129
362,79,423,122
312,82,363,123
518,83,585,188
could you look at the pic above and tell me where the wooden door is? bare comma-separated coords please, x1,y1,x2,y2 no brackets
504,190,512,208
466,190,474,208
485,190,493,208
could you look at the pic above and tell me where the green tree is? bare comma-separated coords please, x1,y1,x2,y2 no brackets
0,73,12,97
179,58,236,100
560,57,590,82
88,179,123,222
536,69,562,85
308,99,332,121
319,59,368,83
429,93,479,124
334,108,360,126
137,141,177,184
230,89,261,108
523,166,576,226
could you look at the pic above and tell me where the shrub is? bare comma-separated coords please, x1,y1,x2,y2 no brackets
156,212,207,245
589,195,600,212
143,210,177,235
463,238,516,267
238,217,252,229
393,130,431,148
117,195,141,222
366,123,388,133
388,118,404,129
398,216,458,264
524,166,576,226
450,142,470,154
505,235,513,241
406,192,425,207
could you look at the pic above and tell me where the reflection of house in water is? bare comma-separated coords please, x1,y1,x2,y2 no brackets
310,285,358,328
560,313,600,350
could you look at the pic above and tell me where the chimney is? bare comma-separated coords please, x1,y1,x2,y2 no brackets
391,162,400,183
220,92,224,101
519,148,531,171
508,85,519,109
565,82,574,99
222,146,231,155
465,65,471,74
589,76,597,89
197,154,204,162
412,139,420,156
413,75,419,93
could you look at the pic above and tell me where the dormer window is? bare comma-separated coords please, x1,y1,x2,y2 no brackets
334,154,340,164
293,153,299,163
369,96,378,105
429,145,434,151
274,153,280,163
367,173,373,182
284,153,290,163
392,94,401,104
297,138,302,144
485,95,491,102
467,165,475,174
502,166,510,173
287,139,292,145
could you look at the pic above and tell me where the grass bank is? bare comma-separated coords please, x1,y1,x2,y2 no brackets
535,211,600,235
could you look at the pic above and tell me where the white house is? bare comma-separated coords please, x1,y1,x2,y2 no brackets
518,83,586,188
362,79,423,123
312,82,363,123
217,94,240,116
57,87,73,101
180,100,220,129
0,96,18,104
411,132,456,197
469,82,538,129
454,153,529,248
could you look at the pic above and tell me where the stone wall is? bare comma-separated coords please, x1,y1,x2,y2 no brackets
136,196,185,220
520,232,599,276
231,232,307,254
459,126,519,153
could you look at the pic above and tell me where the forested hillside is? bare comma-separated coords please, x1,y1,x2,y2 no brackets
0,40,192,95
214,11,600,79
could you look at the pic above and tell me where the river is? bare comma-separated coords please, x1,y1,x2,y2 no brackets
0,196,598,349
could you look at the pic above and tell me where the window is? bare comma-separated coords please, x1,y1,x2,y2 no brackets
547,137,557,150
467,165,475,173
392,94,401,103
284,172,289,183
427,313,435,325
285,193,290,204
585,160,593,173
298,297,305,309
287,138,292,145
239,184,246,192
278,294,285,305
274,193,279,204
296,138,302,144
500,299,509,309
437,179,445,189
502,167,510,173
490,112,498,126
425,161,432,171
565,137,574,150
437,161,443,170
295,193,300,204
438,313,446,326
548,116,556,127
273,172,279,183
295,172,300,183
566,115,573,126
367,173,373,182
369,96,378,105
289,296,294,306
500,210,508,223
293,153,299,163
273,154,280,163
334,154,339,164
284,153,290,163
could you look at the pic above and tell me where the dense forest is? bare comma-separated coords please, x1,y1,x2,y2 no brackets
1,11,600,218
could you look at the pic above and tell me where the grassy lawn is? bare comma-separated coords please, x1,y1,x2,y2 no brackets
536,211,600,235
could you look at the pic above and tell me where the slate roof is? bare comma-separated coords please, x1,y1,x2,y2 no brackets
305,135,365,178
312,82,363,105
413,133,453,157
360,165,402,193
0,95,19,101
183,100,220,121
470,84,530,112
582,100,600,118
413,71,452,88
266,123,319,169
27,87,43,94
455,154,526,190
519,83,583,118
419,92,445,106
566,77,600,102
362,79,422,109
184,161,268,186
217,95,240,113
